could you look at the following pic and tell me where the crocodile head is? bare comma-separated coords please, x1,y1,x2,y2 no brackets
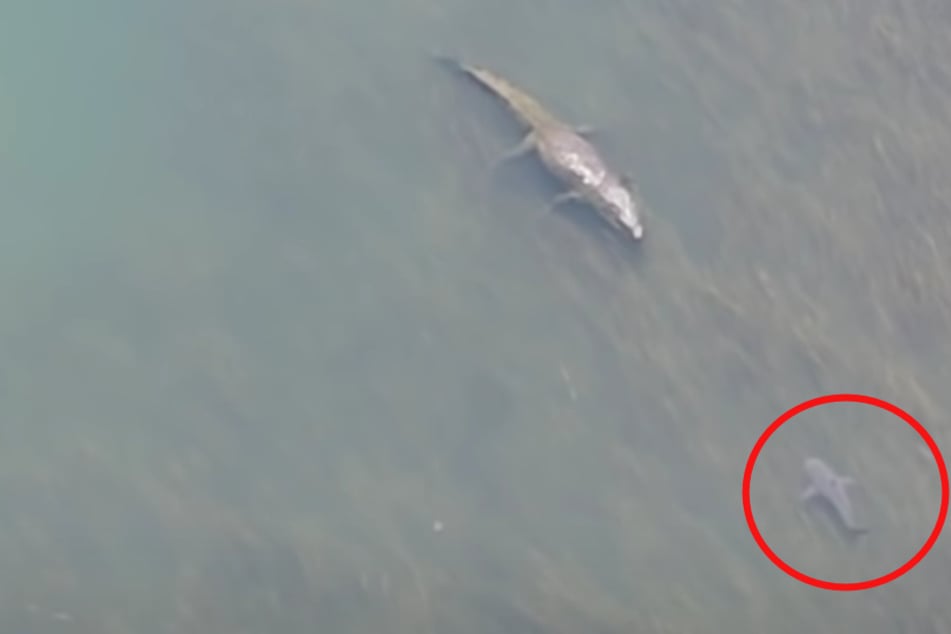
600,176,644,240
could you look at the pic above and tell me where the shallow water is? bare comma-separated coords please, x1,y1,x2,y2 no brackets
1,0,950,632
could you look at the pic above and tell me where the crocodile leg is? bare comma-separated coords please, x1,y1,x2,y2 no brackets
492,131,536,169
531,190,583,224
547,190,583,210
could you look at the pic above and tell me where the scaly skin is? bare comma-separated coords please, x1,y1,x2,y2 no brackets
440,57,644,241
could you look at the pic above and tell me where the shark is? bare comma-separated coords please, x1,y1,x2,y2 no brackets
801,456,869,538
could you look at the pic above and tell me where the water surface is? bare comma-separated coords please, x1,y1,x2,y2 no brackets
2,0,949,632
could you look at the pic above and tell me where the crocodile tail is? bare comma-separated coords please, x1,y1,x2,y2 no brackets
434,55,557,130
457,65,540,127
431,51,463,71
432,54,497,90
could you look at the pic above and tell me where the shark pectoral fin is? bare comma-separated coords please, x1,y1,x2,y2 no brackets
800,485,818,502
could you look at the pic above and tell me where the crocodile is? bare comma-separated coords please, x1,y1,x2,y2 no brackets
438,57,644,241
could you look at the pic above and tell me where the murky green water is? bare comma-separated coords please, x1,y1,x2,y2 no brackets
2,0,949,632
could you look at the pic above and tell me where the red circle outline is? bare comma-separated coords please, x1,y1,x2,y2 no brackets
742,393,949,591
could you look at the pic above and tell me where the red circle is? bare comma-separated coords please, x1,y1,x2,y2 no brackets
743,393,949,591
